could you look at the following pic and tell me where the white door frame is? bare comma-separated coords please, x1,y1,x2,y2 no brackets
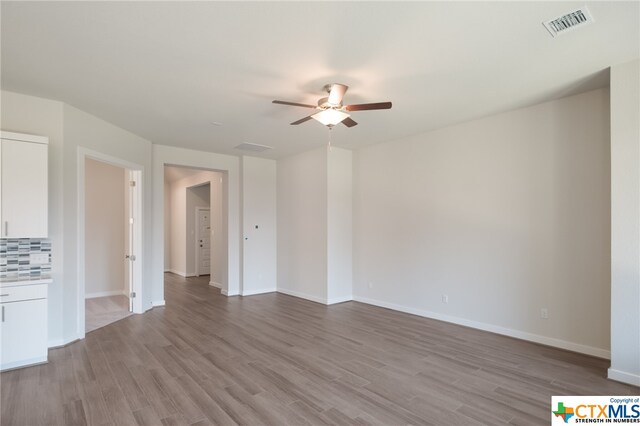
195,207,211,277
77,148,144,340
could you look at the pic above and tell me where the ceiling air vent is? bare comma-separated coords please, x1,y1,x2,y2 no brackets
234,142,273,152
543,7,594,37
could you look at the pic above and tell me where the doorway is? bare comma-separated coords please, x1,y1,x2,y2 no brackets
83,158,133,332
78,149,143,339
164,165,227,290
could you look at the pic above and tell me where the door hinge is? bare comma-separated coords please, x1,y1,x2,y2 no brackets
130,292,136,298
130,181,136,187
125,254,136,261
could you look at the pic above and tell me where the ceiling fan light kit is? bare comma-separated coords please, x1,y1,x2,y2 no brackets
272,83,392,129
311,109,350,126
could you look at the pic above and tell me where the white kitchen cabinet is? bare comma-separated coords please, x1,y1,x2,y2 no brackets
0,131,49,238
0,282,49,371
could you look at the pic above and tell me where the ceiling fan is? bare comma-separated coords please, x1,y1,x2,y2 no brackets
272,83,392,128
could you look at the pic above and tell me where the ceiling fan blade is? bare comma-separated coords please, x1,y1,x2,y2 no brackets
290,115,314,125
342,117,358,128
345,101,392,111
327,83,348,105
273,100,317,109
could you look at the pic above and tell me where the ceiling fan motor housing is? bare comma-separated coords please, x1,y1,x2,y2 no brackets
317,97,341,109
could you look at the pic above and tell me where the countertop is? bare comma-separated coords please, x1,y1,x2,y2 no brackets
0,277,52,287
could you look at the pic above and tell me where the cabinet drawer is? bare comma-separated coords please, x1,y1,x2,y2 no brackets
0,284,47,303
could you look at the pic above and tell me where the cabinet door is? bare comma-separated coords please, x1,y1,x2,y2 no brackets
0,298,48,369
0,139,48,238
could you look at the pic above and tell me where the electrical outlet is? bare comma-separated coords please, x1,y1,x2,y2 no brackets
442,294,449,304
29,253,50,265
541,308,549,319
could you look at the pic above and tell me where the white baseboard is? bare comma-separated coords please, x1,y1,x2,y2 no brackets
277,288,353,305
48,334,82,349
85,290,126,299
221,289,239,296
152,300,166,307
166,269,196,278
1,355,48,372
242,288,277,296
48,339,65,348
277,288,327,305
164,269,170,273
353,296,611,360
209,281,222,288
608,368,640,386
327,295,353,305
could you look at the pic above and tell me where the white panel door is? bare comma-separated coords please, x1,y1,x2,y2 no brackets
197,209,211,275
0,139,48,238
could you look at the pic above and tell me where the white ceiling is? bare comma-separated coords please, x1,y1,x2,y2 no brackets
1,2,638,159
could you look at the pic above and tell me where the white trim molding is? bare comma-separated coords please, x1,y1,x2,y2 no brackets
277,288,327,304
353,296,611,360
85,290,127,299
277,289,353,305
166,269,195,278
209,281,222,288
608,368,640,386
152,300,166,308
327,295,353,305
242,288,277,296
48,334,82,349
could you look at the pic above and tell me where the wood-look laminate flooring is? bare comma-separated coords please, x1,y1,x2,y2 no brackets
85,295,132,333
1,273,638,426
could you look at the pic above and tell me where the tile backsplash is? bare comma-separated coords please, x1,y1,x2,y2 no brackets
0,238,51,281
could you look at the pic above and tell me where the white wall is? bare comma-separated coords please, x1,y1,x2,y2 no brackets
609,59,640,386
1,90,64,345
84,158,126,298
353,88,611,358
277,147,328,302
164,176,171,270
327,149,353,303
169,178,187,275
277,147,353,304
241,156,277,296
153,145,240,299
